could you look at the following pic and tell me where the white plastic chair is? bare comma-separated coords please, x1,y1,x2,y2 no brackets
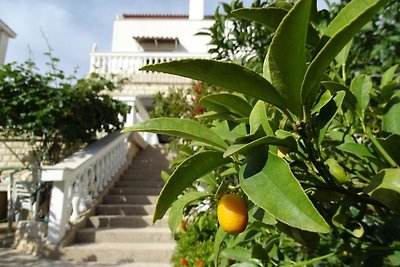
9,177,39,223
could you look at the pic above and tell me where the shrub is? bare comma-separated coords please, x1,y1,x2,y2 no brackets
125,0,400,265
0,58,129,164
172,211,218,267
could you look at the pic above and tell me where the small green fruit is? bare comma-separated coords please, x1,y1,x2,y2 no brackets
325,158,348,183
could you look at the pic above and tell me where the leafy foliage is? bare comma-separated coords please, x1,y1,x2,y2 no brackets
124,0,400,265
326,0,400,77
172,211,218,267
200,0,274,72
0,58,129,164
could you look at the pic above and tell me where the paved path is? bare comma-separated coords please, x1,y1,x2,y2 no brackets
0,247,171,267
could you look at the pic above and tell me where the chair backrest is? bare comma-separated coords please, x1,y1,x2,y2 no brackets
13,180,37,210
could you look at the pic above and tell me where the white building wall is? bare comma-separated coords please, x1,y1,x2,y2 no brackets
0,19,16,65
111,18,213,53
189,0,204,20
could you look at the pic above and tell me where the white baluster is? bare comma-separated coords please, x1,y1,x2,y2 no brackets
87,167,96,205
79,171,89,213
70,178,81,223
101,56,106,75
96,161,104,194
101,157,108,188
110,148,116,177
89,55,95,73
105,155,112,183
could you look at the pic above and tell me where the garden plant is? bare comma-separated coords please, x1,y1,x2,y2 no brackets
0,55,129,221
0,57,129,165
124,0,400,265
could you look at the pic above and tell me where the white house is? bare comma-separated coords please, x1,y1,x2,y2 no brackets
89,0,213,97
0,19,16,65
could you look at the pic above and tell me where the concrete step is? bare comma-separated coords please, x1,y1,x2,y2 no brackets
109,187,161,195
75,227,173,243
115,180,164,188
102,195,158,205
120,176,164,183
96,204,155,216
123,170,165,176
87,215,168,228
60,242,175,263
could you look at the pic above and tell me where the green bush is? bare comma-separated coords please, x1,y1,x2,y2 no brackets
0,58,129,164
172,211,218,267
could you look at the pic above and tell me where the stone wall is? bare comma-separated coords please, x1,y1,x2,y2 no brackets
0,140,30,169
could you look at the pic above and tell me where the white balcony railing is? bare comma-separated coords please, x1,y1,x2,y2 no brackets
89,51,210,78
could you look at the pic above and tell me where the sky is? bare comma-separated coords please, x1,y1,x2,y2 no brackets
0,0,331,79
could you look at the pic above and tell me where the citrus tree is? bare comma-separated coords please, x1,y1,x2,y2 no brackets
201,0,273,72
123,0,400,265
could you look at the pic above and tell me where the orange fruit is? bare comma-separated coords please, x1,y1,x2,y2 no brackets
217,194,248,233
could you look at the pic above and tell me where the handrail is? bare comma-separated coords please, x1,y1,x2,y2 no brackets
41,132,131,243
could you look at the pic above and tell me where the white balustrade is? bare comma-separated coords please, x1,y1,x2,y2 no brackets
41,132,130,243
89,51,209,78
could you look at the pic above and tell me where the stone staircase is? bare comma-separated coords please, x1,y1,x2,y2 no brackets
59,146,175,266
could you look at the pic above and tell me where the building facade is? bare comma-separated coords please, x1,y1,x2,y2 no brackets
0,19,16,65
89,0,213,98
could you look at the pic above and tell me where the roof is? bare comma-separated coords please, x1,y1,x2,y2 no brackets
0,19,16,38
123,14,189,19
134,36,179,42
122,14,214,19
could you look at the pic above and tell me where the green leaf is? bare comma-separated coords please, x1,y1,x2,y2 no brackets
332,205,364,238
232,7,288,32
200,93,252,117
140,59,285,111
377,134,400,166
336,142,376,159
350,74,372,120
266,0,312,117
301,0,389,108
321,81,357,110
122,117,228,150
196,110,235,122
249,100,274,136
214,227,228,267
168,191,210,234
224,136,297,158
335,39,353,67
381,64,398,88
232,7,319,45
311,90,333,115
364,168,400,212
230,263,259,267
382,95,400,135
221,247,252,262
251,207,277,225
211,120,248,143
317,91,346,144
200,173,219,188
153,151,232,223
239,148,330,233
280,253,335,267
